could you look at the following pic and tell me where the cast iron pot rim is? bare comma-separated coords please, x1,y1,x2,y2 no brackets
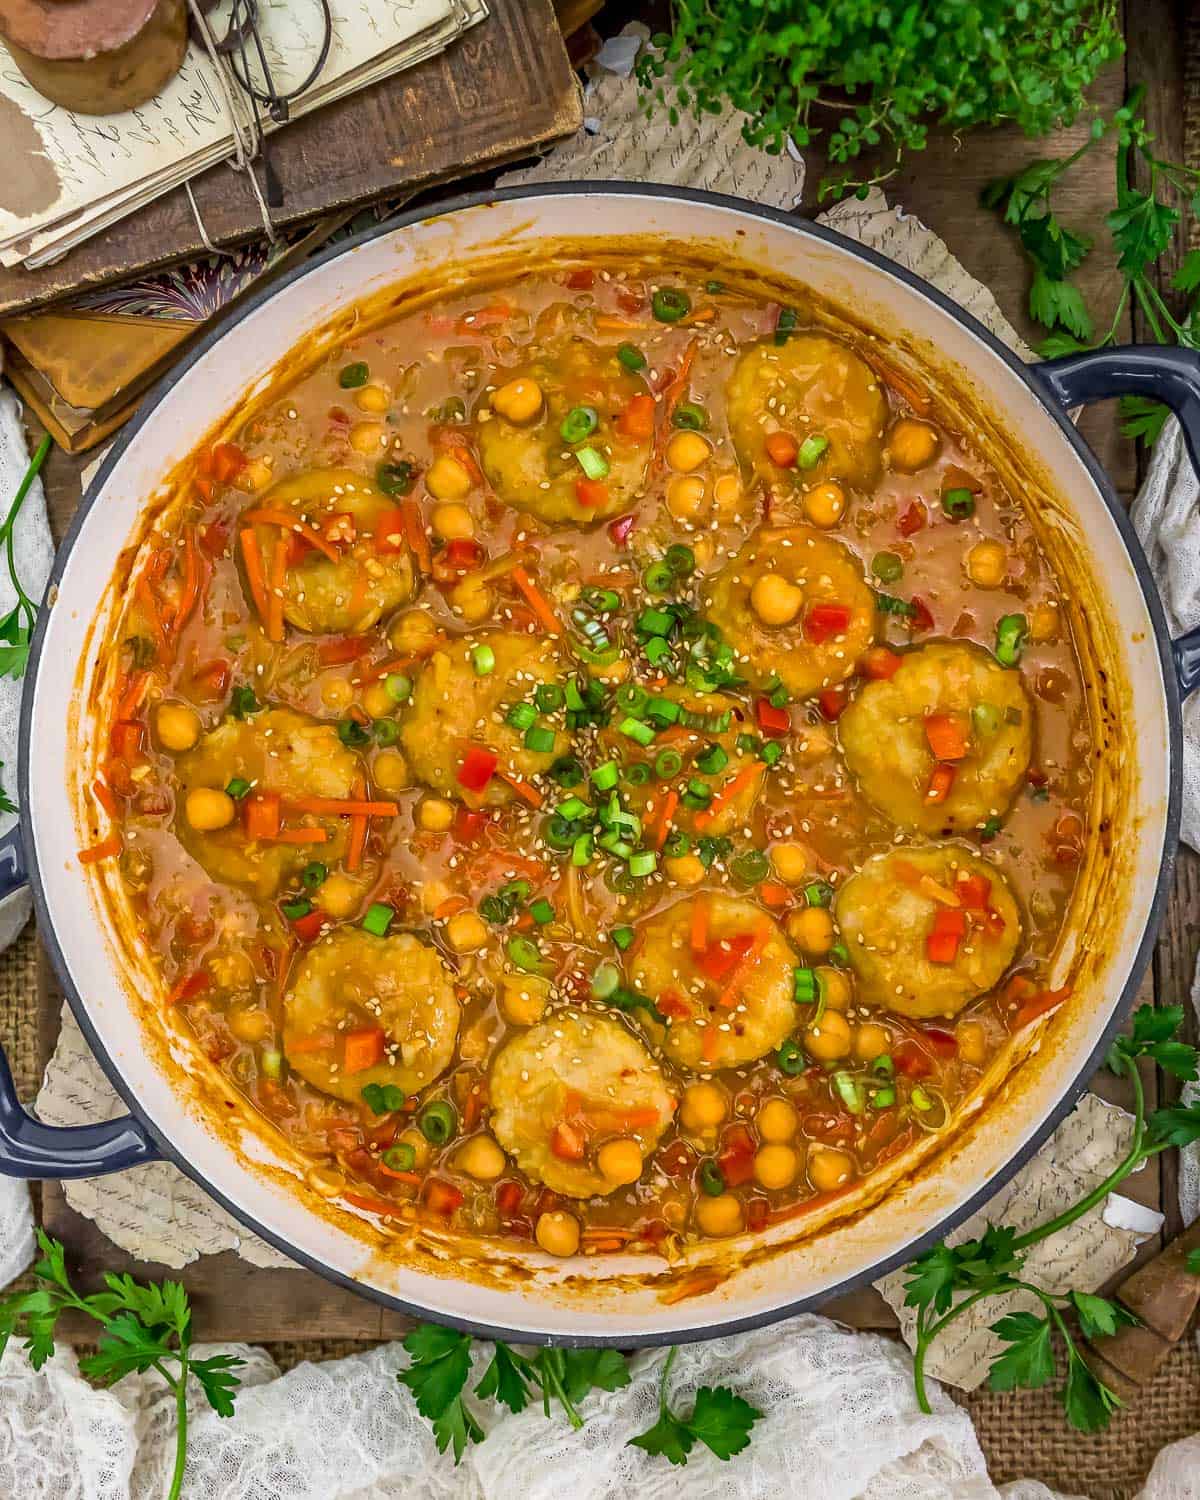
20,181,1184,1348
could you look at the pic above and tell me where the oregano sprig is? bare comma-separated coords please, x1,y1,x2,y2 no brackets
903,1005,1200,1432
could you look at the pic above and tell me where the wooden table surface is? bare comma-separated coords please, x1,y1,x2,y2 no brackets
25,0,1199,1343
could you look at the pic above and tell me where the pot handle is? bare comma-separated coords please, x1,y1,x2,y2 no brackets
0,824,159,1178
1031,345,1200,696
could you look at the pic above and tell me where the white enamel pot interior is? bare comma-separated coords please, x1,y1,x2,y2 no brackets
23,185,1179,1343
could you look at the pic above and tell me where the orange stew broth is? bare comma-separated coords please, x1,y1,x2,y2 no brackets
90,262,1089,1257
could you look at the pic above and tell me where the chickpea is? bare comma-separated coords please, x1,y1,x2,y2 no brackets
355,384,390,414
598,1137,644,1186
805,1009,852,1061
666,430,711,473
500,972,550,1026
321,676,354,711
431,502,475,541
349,420,386,455
426,453,473,501
399,1126,432,1169
318,872,362,918
417,797,455,833
456,1133,506,1181
666,474,707,521
208,949,254,988
854,1022,891,1061
664,853,705,886
680,1081,727,1131
770,842,810,886
887,418,941,472
446,910,488,953
816,966,852,1011
788,905,834,956
389,610,439,655
155,701,200,752
373,749,409,793
966,540,1007,589
185,787,235,832
695,1193,744,1237
450,575,493,623
363,682,394,719
712,473,743,518
535,1210,581,1257
754,1143,799,1190
491,377,544,425
757,1097,798,1143
1029,602,1060,643
803,481,846,529
957,1019,988,1066
809,1147,855,1192
229,1007,270,1043
750,572,805,627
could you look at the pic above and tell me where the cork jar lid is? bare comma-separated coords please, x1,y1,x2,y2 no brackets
0,0,162,59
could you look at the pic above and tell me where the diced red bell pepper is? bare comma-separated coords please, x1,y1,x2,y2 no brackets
245,791,282,840
343,1027,386,1074
925,763,957,804
925,906,966,963
764,431,798,468
924,712,968,761
956,873,992,910
424,1179,465,1215
897,500,926,536
745,1197,770,1233
922,1026,959,1057
910,595,935,631
550,1121,587,1161
109,720,145,762
291,909,328,944
575,477,610,507
496,1180,525,1217
718,1123,757,1187
323,512,356,547
697,933,754,982
893,1040,933,1078
817,687,848,721
616,394,655,441
452,805,489,843
565,268,595,289
607,513,636,546
165,971,209,1006
432,537,485,584
210,443,246,483
199,521,230,558
657,988,693,1019
190,659,231,699
456,745,498,792
804,602,853,644
317,636,373,666
755,697,791,736
373,508,408,555
861,646,903,680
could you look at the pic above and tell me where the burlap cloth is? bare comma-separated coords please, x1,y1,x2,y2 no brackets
3,38,1200,1500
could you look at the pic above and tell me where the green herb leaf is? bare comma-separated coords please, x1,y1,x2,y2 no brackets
190,1353,246,1418
1147,1102,1200,1148
1070,1291,1139,1342
988,1312,1056,1392
629,1408,695,1465
1062,1348,1122,1432
79,1312,176,1384
398,1325,482,1463
1109,1005,1200,1081
1106,191,1178,277
686,1386,763,1460
1119,395,1171,444
1186,1248,1200,1276
475,1342,533,1414
1029,270,1093,339
561,1347,632,1403
1019,214,1092,281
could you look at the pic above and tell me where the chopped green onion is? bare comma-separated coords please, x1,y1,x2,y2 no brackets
560,405,599,444
418,1100,457,1144
337,718,371,748
655,748,683,778
995,613,1028,667
645,697,681,729
617,342,646,372
523,725,556,754
871,551,903,584
620,717,655,747
827,942,850,967
616,683,650,716
281,898,312,920
385,673,413,703
638,607,676,637
805,881,833,907
625,762,652,786
556,796,590,821
535,683,564,713
383,1143,416,1171
942,487,976,520
651,287,691,323
582,587,621,614
664,543,695,576
301,861,327,891
776,1039,806,1075
681,778,713,810
507,936,546,973
797,434,830,469
911,1086,934,1112
499,878,531,905
875,592,918,618
591,761,620,792
672,402,708,431
696,743,728,776
871,1087,896,1109
979,815,1002,842
598,831,634,860
730,848,770,887
471,644,495,676
833,1071,865,1115
643,637,673,668
361,1082,405,1114
774,305,798,345
611,925,635,950
628,851,657,877
225,776,252,800
506,702,537,731
705,279,725,294
871,1054,895,1076
698,1159,725,1196
376,460,417,497
362,902,394,937
575,445,610,480
571,832,594,866
528,898,555,924
591,961,621,999
338,361,369,388
663,829,691,858
643,560,675,594
549,754,584,786
793,967,817,1005
230,684,261,719
760,740,783,766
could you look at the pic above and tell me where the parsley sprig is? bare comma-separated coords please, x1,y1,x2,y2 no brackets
904,1005,1200,1431
0,1230,243,1500
399,1325,762,1466
985,85,1200,441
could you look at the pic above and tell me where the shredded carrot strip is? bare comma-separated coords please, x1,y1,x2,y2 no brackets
287,796,399,817
370,636,447,679
682,305,717,325
343,1191,400,1217
173,526,203,635
435,894,469,920
496,769,544,807
866,355,932,416
581,1223,637,1243
399,498,432,573
285,1031,336,1055
717,917,774,1009
346,776,368,872
78,832,122,865
690,893,710,956
266,535,287,643
702,1024,720,1062
346,567,371,623
92,777,119,818
693,763,762,830
655,336,699,454
651,788,679,851
239,528,272,627
264,827,329,845
242,507,341,563
115,669,149,723
377,1166,422,1185
1014,986,1072,1030
510,566,562,635
134,575,166,658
